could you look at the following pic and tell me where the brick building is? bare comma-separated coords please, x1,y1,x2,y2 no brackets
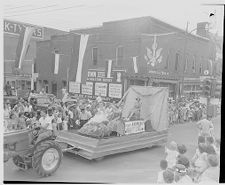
4,19,67,96
35,16,217,99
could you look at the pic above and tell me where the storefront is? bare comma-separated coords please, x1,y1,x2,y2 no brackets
4,73,32,97
124,73,179,99
182,77,202,97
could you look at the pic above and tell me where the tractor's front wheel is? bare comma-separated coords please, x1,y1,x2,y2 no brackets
32,140,62,177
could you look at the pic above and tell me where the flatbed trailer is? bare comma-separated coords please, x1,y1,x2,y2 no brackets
56,129,168,160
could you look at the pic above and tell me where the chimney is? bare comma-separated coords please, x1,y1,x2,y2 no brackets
196,22,210,38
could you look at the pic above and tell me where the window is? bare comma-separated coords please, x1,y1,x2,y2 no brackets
165,51,170,69
34,62,37,73
192,56,196,73
175,53,180,71
184,55,188,73
199,63,203,74
116,46,124,65
92,47,98,65
62,81,67,88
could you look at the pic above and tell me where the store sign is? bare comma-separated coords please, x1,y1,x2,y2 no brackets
109,84,122,98
95,82,107,97
4,20,43,39
82,82,93,95
69,81,80,94
124,120,145,135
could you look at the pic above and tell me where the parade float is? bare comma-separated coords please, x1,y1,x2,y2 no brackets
56,85,169,160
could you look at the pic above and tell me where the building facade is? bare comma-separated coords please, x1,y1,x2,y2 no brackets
4,19,67,96
36,16,217,99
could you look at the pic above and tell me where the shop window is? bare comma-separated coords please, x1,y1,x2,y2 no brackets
116,46,124,66
165,51,170,69
92,47,98,65
21,80,25,90
199,63,203,74
175,53,180,71
62,81,67,88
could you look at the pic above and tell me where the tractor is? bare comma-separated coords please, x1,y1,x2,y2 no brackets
4,126,63,177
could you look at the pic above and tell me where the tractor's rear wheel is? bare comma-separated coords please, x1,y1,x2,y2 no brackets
32,140,62,177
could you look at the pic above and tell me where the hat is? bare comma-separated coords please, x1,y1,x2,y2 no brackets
175,164,187,173
177,155,190,169
177,144,187,155
168,141,177,151
163,169,174,183
207,154,219,167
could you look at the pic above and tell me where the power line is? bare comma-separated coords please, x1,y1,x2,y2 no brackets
4,4,58,15
4,5,32,11
4,4,86,17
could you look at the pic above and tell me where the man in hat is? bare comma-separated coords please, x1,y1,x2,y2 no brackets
79,105,92,128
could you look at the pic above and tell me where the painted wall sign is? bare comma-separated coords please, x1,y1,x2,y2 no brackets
4,20,43,39
109,83,123,98
69,81,80,94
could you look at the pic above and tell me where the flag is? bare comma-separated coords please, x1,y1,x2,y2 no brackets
132,56,138,73
106,60,113,78
76,34,89,83
54,53,60,74
15,27,34,69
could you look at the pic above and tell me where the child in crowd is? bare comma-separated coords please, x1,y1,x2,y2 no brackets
165,141,179,168
214,139,220,157
62,115,69,131
174,164,192,183
9,113,19,130
177,155,190,169
198,154,219,183
205,144,216,155
157,160,168,183
56,112,63,130
18,112,26,129
206,136,214,146
162,169,174,183
191,143,208,181
177,144,187,158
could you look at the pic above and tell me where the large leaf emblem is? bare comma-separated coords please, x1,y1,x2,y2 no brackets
144,35,163,67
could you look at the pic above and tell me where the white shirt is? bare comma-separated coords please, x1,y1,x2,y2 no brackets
197,119,214,135
157,171,165,183
68,110,73,119
165,147,179,168
44,115,54,130
177,175,193,183
200,167,219,183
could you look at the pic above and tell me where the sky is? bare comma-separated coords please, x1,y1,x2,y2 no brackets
2,0,225,36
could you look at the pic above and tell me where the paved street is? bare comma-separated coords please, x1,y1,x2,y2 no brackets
4,115,221,183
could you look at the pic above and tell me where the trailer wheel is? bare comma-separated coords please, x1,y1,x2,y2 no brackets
32,140,62,177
